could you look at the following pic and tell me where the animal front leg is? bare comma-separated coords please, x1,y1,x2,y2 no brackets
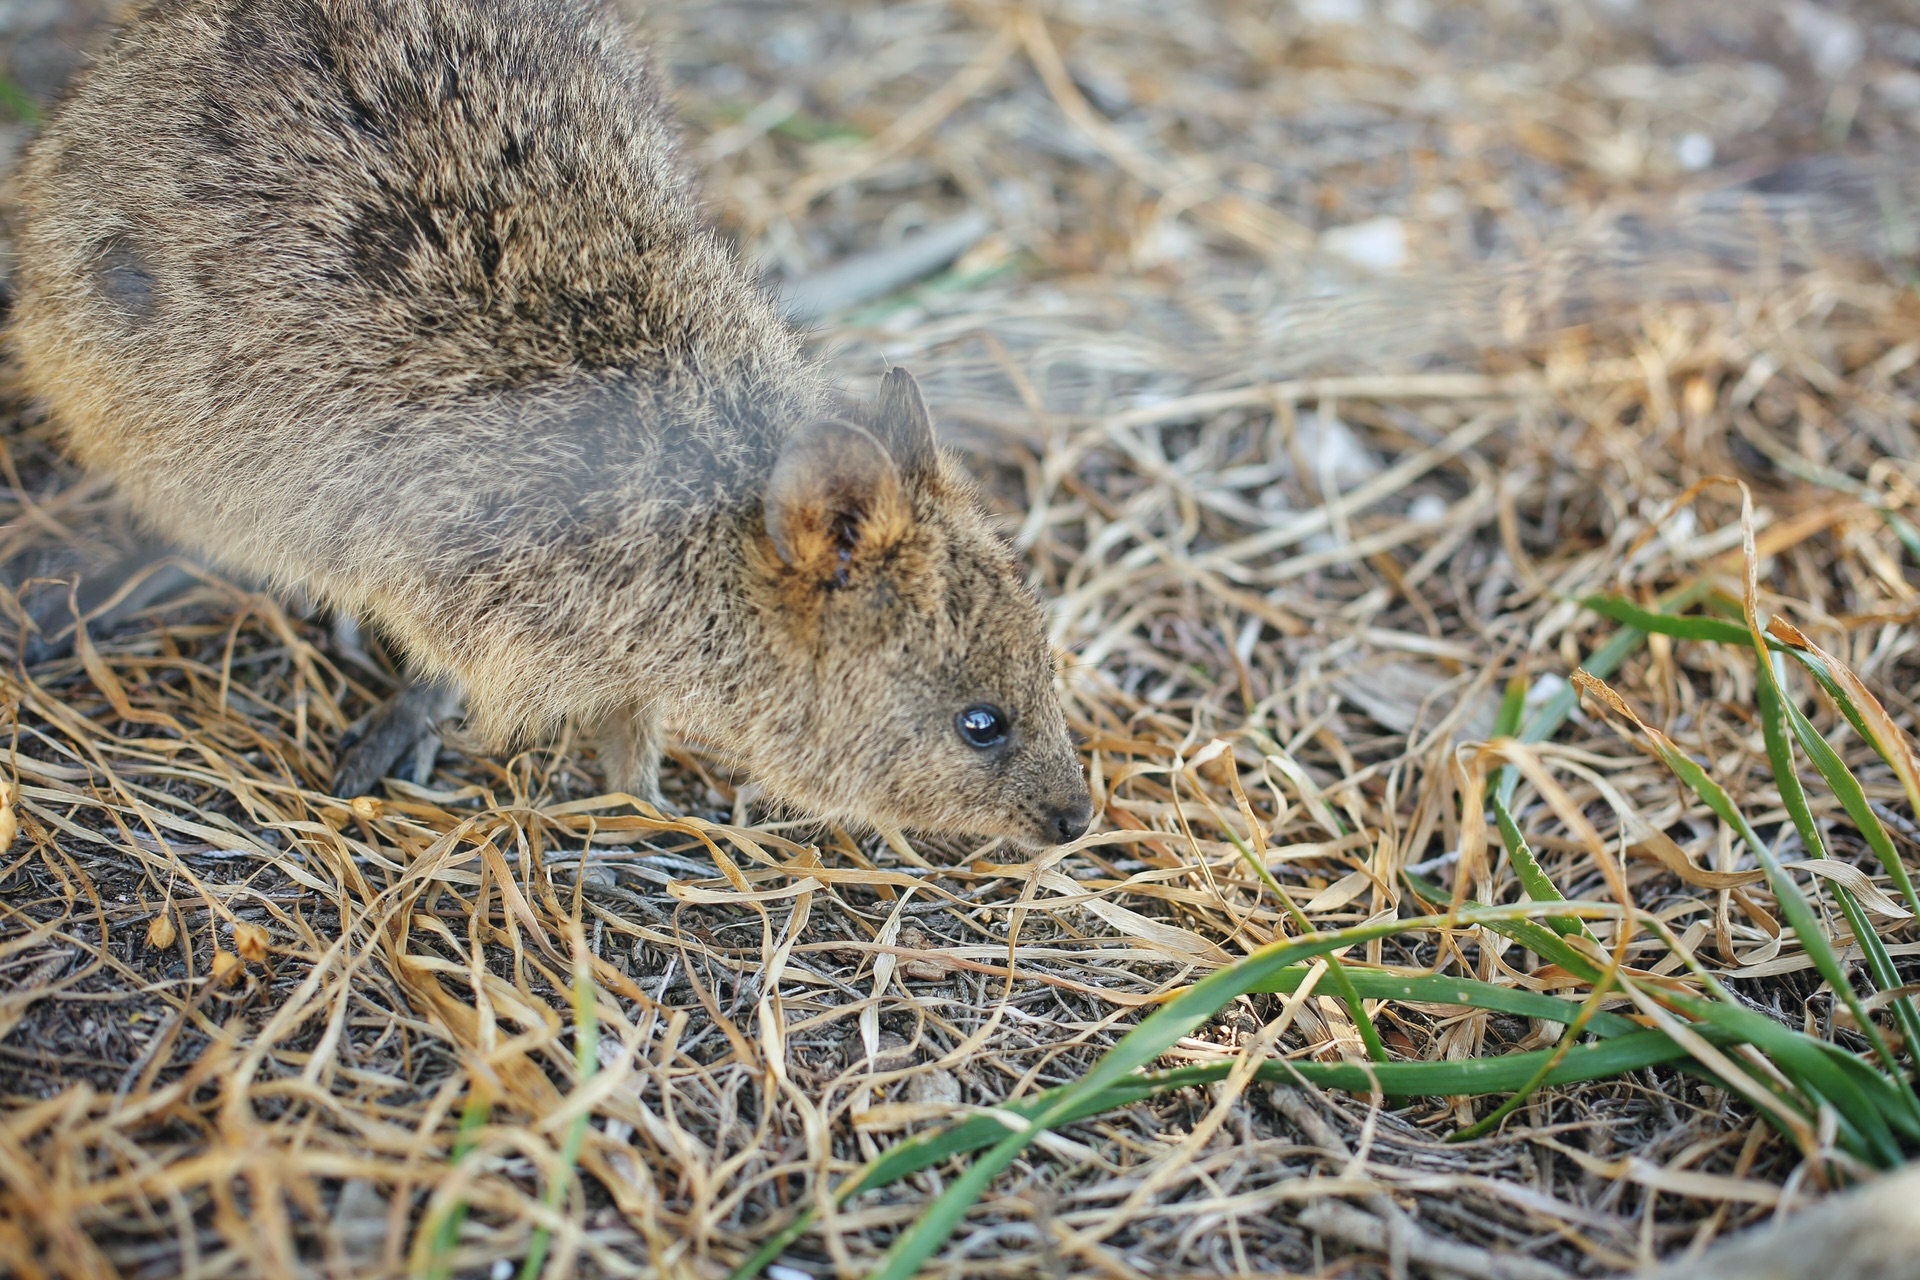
332,678,461,797
589,704,671,813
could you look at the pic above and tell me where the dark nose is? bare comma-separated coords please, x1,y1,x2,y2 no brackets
1045,794,1094,845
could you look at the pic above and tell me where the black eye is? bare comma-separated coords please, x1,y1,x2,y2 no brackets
956,704,1009,748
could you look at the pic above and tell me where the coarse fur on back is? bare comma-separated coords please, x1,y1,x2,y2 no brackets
12,0,1093,845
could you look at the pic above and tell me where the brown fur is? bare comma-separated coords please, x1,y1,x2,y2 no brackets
11,0,1091,844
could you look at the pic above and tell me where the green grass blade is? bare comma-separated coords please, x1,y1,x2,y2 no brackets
1578,594,1754,646
1493,673,1527,739
1819,1043,1920,1143
1635,725,1899,1076
1221,827,1388,1062
1498,624,1640,808
1783,693,1920,921
1246,1028,1696,1093
733,883,1916,1280
1449,987,1615,1142
1784,649,1885,758
1401,871,1609,983
519,943,601,1280
1491,788,1593,939
1411,875,1911,1157
869,903,1614,1280
1021,907,1611,1119
1756,671,1920,1064
770,114,866,144
1878,508,1920,566
1662,974,1905,1163
423,1087,494,1280
1246,966,1642,1037
0,73,36,124
1496,579,1716,808
1589,588,1920,1059
1484,748,1603,941
730,1007,1715,1280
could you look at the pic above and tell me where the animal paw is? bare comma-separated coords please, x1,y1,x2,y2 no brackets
332,680,460,797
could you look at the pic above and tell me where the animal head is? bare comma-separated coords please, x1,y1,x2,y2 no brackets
743,368,1092,846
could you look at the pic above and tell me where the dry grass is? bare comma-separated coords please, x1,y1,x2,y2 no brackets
5,0,1920,1276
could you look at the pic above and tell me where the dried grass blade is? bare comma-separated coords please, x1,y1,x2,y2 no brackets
1770,619,1920,823
1494,579,1715,808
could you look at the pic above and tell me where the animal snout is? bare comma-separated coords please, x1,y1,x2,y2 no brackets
1043,792,1094,845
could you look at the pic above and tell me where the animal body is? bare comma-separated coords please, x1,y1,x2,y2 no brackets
1635,1161,1920,1280
12,0,1093,845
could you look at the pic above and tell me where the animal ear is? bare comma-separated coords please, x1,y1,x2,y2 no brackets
764,418,911,580
870,366,937,479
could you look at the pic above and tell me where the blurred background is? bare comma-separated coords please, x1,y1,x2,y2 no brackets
0,0,1914,381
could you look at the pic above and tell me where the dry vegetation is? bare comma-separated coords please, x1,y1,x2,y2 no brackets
5,0,1920,1276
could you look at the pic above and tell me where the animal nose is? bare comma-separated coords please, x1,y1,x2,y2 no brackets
1046,794,1094,844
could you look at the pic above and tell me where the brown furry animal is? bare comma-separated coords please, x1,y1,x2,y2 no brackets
12,0,1093,845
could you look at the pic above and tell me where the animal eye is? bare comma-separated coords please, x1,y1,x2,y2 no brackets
956,705,1009,748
